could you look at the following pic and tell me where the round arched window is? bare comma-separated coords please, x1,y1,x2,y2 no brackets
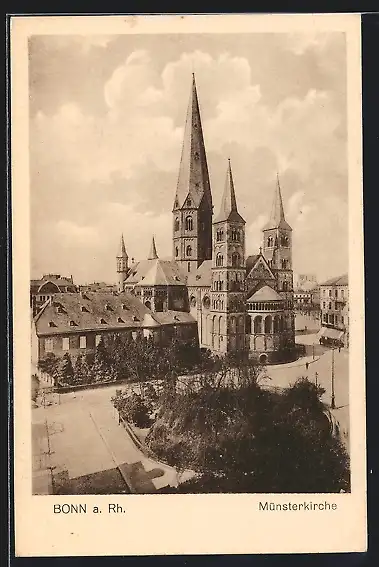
190,296,196,308
203,296,211,309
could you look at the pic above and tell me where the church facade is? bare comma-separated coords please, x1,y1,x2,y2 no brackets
118,75,296,363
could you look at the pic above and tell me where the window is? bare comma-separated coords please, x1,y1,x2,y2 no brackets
174,218,179,231
328,302,332,310
48,321,57,328
341,289,345,298
62,337,69,351
216,254,224,267
117,317,125,323
105,304,113,311
323,301,326,309
122,304,128,310
267,236,274,247
81,306,89,312
216,229,224,242
187,262,191,272
231,253,240,267
329,290,332,297
341,316,344,324
79,336,86,349
45,338,53,352
133,316,139,322
335,289,338,298
69,320,77,327
283,281,288,291
95,335,101,346
186,245,192,257
175,247,178,257
100,318,107,324
185,216,193,231
190,296,196,308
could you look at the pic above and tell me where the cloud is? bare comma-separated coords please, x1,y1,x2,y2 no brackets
30,37,348,283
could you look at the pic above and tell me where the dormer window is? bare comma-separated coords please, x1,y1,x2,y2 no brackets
81,306,89,313
69,320,77,327
105,304,113,311
175,276,180,281
117,317,125,323
133,316,139,322
173,315,180,322
57,305,66,314
122,304,128,310
99,318,107,324
49,321,57,328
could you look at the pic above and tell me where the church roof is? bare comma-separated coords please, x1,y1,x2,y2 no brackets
125,259,187,287
247,285,282,302
173,74,212,210
214,160,245,224
263,175,292,231
117,234,128,258
187,260,212,287
246,254,260,273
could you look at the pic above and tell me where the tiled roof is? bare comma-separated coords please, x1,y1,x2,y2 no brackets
124,259,187,287
34,292,195,336
320,274,348,286
214,160,245,224
247,285,282,302
187,260,212,287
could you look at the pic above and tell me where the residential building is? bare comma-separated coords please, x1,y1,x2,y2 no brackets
30,274,78,317
319,274,349,347
31,291,198,366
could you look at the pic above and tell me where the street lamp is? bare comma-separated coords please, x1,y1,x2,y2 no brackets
312,343,315,360
315,372,318,388
331,347,336,409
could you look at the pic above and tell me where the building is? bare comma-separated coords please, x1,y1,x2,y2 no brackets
30,274,78,317
295,274,317,289
118,75,296,363
294,289,312,307
319,274,349,347
31,291,198,366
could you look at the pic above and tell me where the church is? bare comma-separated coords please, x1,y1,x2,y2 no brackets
118,75,296,363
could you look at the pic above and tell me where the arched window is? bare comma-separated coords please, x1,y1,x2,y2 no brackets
264,316,272,334
245,315,252,334
190,296,196,308
230,316,236,333
216,254,224,267
238,315,244,333
267,236,274,247
175,247,179,257
203,296,210,309
232,253,240,267
283,281,288,291
144,301,151,310
174,218,180,231
185,216,193,231
186,245,192,257
254,316,262,334
281,259,288,269
187,262,191,272
273,315,280,333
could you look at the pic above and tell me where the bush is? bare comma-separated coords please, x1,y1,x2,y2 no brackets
112,391,152,428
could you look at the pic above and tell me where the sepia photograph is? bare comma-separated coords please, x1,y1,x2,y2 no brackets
12,13,366,556
29,26,352,496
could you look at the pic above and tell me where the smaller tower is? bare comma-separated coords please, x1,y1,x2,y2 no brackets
148,236,159,260
210,160,246,354
116,234,128,292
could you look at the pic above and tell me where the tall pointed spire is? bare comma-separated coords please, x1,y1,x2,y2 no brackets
148,236,158,260
117,234,128,258
215,159,245,223
264,173,292,231
173,74,212,210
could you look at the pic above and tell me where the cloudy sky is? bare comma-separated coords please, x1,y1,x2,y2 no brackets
29,32,348,284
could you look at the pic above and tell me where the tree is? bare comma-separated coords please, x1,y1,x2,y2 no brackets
58,353,75,385
37,352,59,381
146,374,350,494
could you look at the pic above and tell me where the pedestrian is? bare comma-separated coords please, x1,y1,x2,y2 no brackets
338,346,341,353
305,362,309,370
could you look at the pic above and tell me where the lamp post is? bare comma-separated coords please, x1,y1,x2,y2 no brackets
312,343,315,360
315,372,318,388
331,347,336,409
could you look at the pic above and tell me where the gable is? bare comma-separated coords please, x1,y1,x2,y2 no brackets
246,256,275,282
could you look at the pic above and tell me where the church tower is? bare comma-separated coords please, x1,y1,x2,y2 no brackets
262,175,295,346
172,74,213,274
210,160,246,354
116,234,128,292
262,175,293,299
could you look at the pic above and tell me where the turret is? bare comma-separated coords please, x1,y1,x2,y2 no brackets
116,234,128,292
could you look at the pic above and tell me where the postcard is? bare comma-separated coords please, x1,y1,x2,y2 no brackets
11,13,366,556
